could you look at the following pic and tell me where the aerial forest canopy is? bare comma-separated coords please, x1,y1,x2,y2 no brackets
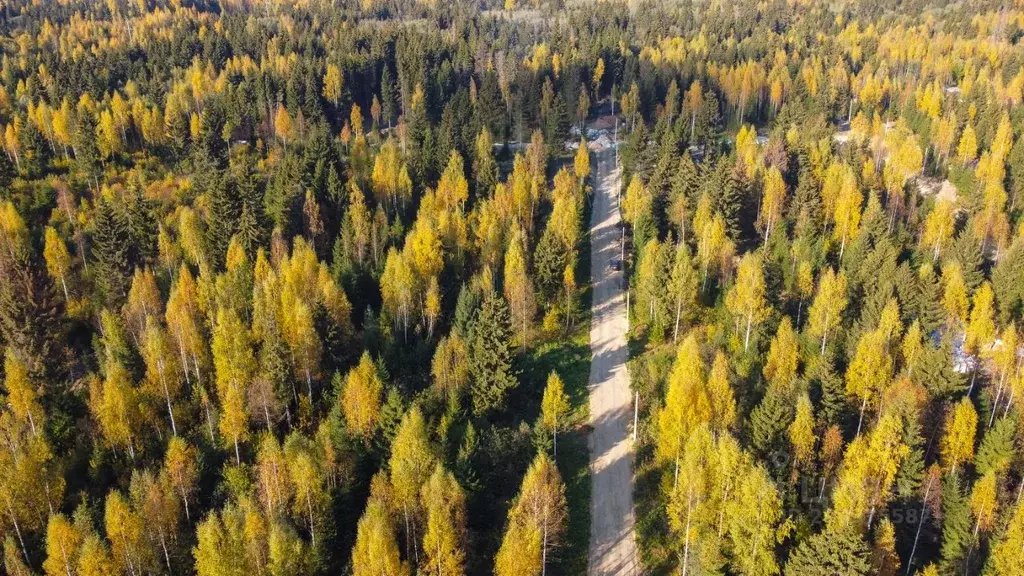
0,0,1023,574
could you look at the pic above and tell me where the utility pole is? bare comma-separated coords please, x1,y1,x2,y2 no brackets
633,391,639,442
614,113,619,168
620,226,625,264
612,87,619,170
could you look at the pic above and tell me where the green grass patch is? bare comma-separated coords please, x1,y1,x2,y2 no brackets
519,325,592,575
628,339,678,574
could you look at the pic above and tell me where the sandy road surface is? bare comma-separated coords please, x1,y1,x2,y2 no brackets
586,144,638,576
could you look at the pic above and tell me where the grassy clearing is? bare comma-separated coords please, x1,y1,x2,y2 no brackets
468,316,592,573
519,326,592,575
627,329,678,574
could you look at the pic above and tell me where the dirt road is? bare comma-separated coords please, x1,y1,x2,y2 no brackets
587,144,638,576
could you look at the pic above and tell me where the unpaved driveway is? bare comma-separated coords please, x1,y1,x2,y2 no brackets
587,144,638,576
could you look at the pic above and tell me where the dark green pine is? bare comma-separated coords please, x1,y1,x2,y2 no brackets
939,470,973,570
785,526,872,576
91,201,133,307
467,293,518,418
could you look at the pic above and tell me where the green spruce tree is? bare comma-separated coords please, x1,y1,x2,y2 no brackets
468,293,518,417
92,201,133,306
